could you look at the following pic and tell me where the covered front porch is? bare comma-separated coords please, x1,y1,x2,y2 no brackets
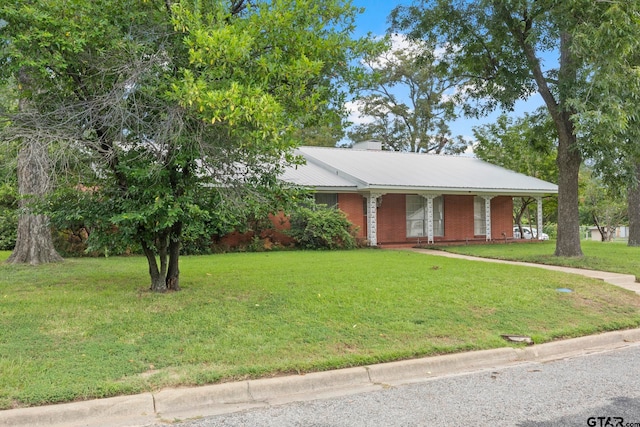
355,192,549,247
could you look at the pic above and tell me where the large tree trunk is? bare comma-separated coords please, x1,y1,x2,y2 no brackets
554,130,583,257
7,69,63,265
166,221,182,291
142,237,170,292
164,165,184,291
142,227,182,292
553,31,583,257
629,162,640,246
519,29,583,257
7,139,63,265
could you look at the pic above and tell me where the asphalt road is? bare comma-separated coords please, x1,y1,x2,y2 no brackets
161,343,640,427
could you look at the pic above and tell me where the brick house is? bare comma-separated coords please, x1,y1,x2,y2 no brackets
281,142,558,246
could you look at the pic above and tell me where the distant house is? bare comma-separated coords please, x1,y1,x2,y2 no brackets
281,142,558,246
588,226,629,241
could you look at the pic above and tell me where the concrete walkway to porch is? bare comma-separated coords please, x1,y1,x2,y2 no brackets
407,248,640,294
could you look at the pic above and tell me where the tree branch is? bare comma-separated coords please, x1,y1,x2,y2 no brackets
498,4,560,120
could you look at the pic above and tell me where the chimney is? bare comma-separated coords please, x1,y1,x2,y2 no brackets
352,140,382,151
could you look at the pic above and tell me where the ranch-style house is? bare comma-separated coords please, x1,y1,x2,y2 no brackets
280,141,558,246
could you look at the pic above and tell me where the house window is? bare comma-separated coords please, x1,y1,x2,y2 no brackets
433,198,444,236
474,196,486,235
314,193,338,208
406,195,443,237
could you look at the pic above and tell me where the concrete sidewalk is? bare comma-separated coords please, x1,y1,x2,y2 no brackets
410,248,640,294
2,251,639,427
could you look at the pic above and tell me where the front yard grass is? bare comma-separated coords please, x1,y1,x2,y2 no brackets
1,248,640,409
438,240,640,280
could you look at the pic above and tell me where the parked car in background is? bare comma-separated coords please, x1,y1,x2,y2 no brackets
513,226,549,240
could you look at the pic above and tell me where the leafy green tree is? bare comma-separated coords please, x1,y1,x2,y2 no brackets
473,109,558,231
569,1,640,246
348,35,466,153
391,0,637,257
0,0,367,290
293,119,346,148
0,182,17,250
630,165,640,246
473,110,557,182
0,76,17,250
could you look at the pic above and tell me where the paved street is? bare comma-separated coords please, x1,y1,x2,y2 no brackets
163,343,640,427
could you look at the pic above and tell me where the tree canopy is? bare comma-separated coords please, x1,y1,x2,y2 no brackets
473,109,558,229
570,0,640,179
0,0,369,289
473,110,557,183
568,1,640,246
348,35,466,154
391,0,640,257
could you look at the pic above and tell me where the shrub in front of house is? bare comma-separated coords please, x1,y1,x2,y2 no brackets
0,184,17,251
0,208,17,251
287,202,358,250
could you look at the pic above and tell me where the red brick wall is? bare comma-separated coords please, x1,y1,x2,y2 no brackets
338,193,366,239
491,196,514,239
221,192,515,248
219,212,295,249
377,194,408,243
442,195,475,241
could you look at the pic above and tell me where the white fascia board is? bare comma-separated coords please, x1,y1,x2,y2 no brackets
360,185,558,196
304,183,556,197
312,186,360,193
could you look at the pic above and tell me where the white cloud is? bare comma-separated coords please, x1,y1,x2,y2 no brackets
388,33,420,54
344,100,376,125
365,34,428,69
368,34,454,67
462,136,477,157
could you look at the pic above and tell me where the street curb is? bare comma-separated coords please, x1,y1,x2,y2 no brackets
0,393,155,427
247,366,372,402
2,329,640,427
366,347,520,385
517,328,640,362
153,367,374,420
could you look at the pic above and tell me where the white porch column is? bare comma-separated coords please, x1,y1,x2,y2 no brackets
366,193,383,246
422,195,437,244
483,196,494,241
536,196,544,240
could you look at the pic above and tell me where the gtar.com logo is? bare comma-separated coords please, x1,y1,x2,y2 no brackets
587,417,624,427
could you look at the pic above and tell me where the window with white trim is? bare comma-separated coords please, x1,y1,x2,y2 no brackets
314,193,338,208
406,195,443,237
473,196,486,235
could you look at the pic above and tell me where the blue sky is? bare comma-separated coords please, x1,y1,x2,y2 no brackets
351,0,395,37
348,1,544,145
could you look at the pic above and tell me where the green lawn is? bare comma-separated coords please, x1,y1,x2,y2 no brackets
1,248,640,409
437,240,640,280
